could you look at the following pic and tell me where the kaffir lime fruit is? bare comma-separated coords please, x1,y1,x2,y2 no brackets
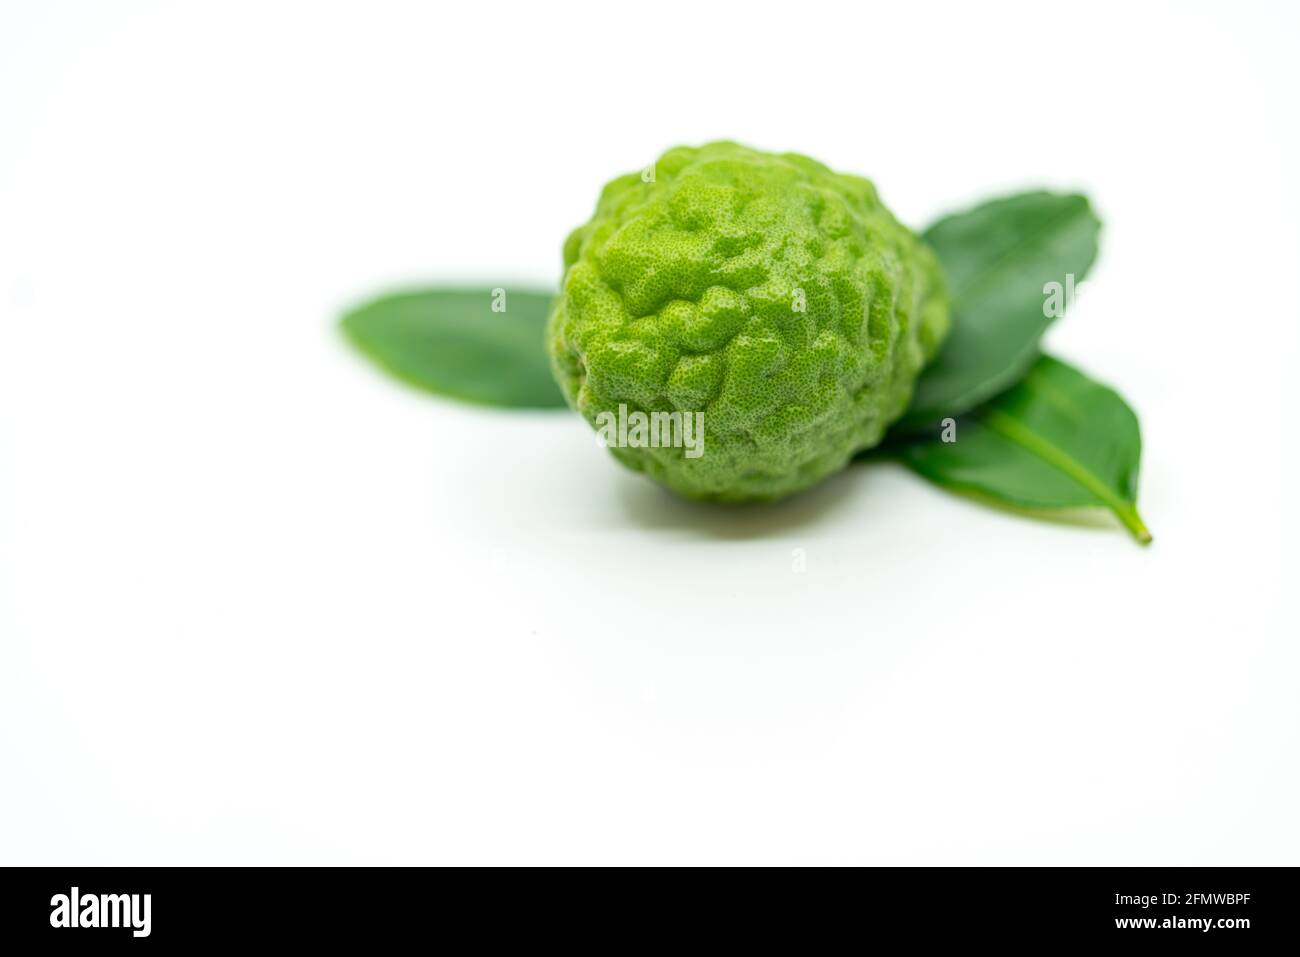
548,142,951,502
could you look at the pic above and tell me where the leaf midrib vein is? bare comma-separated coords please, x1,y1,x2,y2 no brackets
981,407,1151,544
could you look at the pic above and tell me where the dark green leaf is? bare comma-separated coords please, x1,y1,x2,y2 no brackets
894,191,1102,434
900,355,1151,544
340,286,566,408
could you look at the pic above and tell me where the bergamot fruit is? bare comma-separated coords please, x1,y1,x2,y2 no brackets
548,141,951,502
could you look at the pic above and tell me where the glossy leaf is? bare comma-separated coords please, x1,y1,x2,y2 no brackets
900,355,1151,544
341,286,566,408
894,191,1101,434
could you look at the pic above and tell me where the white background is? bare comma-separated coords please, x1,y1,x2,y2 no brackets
1,0,1297,865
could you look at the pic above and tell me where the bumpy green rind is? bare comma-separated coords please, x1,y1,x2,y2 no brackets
548,142,951,502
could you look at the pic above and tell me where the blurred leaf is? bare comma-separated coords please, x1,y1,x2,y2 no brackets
900,355,1151,544
341,286,565,408
894,191,1101,434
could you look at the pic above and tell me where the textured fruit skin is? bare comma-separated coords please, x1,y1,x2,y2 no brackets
548,142,951,502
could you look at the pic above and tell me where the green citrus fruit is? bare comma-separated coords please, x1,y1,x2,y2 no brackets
548,141,950,502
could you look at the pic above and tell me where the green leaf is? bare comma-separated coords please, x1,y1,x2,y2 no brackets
899,355,1152,544
340,286,566,408
894,191,1102,434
